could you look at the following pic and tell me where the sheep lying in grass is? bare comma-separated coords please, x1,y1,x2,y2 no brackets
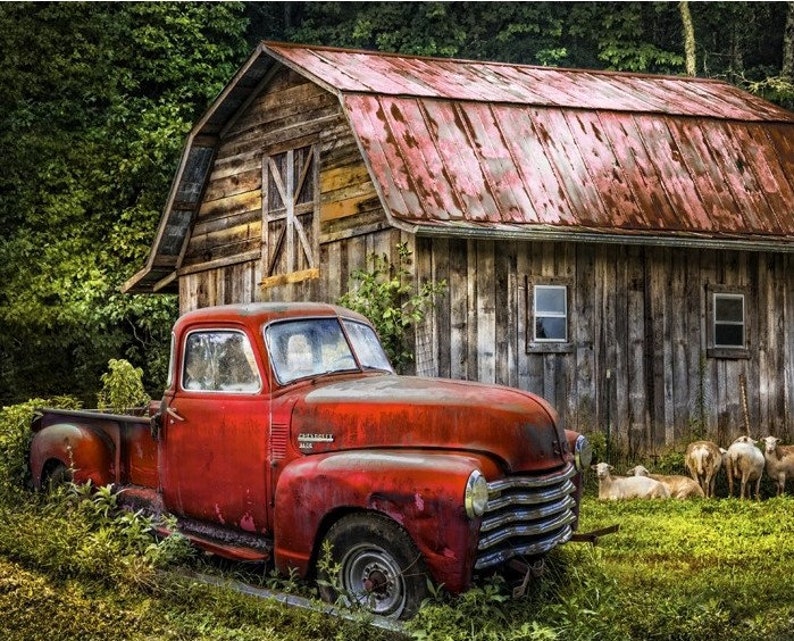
626,464,705,499
684,440,723,498
761,436,794,497
725,435,765,500
591,462,670,500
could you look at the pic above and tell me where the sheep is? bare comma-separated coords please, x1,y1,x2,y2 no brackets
625,464,705,499
684,440,723,498
760,435,794,497
591,462,670,500
725,435,765,500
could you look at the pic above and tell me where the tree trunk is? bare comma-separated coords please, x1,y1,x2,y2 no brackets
783,2,794,82
679,1,697,76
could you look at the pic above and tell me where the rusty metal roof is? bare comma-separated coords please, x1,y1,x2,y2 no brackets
125,42,794,293
268,42,794,242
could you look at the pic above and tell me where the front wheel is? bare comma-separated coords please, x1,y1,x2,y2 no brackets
317,513,429,619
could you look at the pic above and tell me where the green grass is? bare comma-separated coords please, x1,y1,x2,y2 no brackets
4,401,794,640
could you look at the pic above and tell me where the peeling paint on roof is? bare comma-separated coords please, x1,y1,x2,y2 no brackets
124,41,794,294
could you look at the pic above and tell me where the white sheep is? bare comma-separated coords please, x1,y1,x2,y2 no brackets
760,435,794,497
725,435,765,500
591,462,670,500
684,440,723,498
626,464,705,499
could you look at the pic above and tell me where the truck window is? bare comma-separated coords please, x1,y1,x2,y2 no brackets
342,320,393,372
182,330,261,393
265,319,358,384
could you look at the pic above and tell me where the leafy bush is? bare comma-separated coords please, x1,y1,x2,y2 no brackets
97,358,150,412
0,397,80,499
339,243,446,373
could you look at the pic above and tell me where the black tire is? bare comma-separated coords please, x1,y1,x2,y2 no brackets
41,461,72,491
317,512,429,619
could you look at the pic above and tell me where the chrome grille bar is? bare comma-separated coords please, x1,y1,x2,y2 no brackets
475,463,577,571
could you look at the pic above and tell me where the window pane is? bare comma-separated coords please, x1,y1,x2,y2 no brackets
183,331,260,393
535,286,566,314
536,317,567,341
715,296,743,322
715,323,744,347
344,321,393,372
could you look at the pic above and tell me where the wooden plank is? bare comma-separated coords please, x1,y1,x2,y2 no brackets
476,241,496,384
494,243,513,387
574,244,596,433
320,163,372,194
449,238,469,381
626,245,647,453
321,192,379,221
259,268,320,289
432,237,452,379
198,189,261,218
203,168,261,204
414,237,436,377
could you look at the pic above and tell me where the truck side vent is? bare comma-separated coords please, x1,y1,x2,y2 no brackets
270,423,288,460
475,464,577,570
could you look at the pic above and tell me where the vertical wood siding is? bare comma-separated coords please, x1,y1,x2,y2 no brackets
419,237,793,451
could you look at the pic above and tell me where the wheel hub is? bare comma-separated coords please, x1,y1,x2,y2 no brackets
362,565,392,597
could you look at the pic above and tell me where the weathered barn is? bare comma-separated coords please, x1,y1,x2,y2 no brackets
125,41,794,453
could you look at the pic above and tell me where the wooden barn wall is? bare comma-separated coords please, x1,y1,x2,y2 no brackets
417,237,794,453
179,65,387,303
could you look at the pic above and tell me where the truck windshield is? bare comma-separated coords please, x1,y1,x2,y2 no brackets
265,318,393,384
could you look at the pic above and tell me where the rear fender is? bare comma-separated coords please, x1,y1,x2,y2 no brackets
30,423,115,489
273,450,500,594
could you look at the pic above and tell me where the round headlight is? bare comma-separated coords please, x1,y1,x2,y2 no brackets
574,434,593,472
464,470,489,519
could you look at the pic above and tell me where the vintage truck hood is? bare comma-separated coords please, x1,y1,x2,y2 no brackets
287,375,570,473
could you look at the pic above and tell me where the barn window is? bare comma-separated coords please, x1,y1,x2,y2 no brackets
706,286,749,359
261,145,320,288
713,293,744,348
534,285,568,342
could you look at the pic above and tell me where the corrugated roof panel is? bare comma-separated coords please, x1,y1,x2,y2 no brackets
561,110,648,229
747,125,794,235
706,121,777,233
418,100,497,221
665,118,734,232
595,114,675,230
266,42,794,122
493,106,577,226
340,95,423,218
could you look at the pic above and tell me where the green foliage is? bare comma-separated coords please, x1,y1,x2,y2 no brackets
0,2,247,405
97,358,151,412
0,397,81,501
338,243,446,373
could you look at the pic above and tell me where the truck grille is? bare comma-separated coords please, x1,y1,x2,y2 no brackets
475,464,577,570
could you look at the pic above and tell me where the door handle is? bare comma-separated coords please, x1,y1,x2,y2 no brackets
166,407,186,423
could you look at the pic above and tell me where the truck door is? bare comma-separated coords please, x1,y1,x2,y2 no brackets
161,328,270,534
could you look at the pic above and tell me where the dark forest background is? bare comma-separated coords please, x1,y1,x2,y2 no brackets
3,2,793,405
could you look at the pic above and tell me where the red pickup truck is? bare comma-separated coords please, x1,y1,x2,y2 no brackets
30,302,590,618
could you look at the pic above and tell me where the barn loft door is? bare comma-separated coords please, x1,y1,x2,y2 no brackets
260,145,320,288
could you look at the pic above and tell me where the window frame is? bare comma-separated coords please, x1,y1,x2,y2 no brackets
706,285,749,359
526,277,574,354
180,328,263,394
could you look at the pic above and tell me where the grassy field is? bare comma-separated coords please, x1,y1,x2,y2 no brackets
3,403,794,640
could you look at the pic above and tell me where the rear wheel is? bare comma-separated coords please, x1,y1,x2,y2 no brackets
41,461,72,491
317,513,429,619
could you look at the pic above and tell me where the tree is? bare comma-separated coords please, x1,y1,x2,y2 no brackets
680,1,697,76
0,3,250,404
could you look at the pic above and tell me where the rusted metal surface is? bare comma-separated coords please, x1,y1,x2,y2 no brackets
267,42,794,241
125,41,794,293
31,302,585,607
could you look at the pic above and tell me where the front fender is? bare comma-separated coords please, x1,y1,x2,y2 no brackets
273,450,501,594
30,423,115,488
